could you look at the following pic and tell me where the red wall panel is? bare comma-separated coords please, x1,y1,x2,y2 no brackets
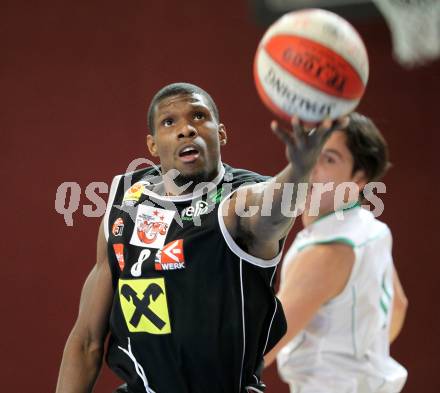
1,1,439,392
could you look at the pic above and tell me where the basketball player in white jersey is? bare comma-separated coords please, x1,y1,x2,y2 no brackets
265,112,408,393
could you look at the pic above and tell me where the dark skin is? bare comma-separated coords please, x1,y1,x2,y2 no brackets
56,220,113,393
146,92,344,259
56,91,345,392
146,94,227,192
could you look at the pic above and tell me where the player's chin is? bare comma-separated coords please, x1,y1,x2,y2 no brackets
175,159,204,175
174,165,208,186
180,167,203,180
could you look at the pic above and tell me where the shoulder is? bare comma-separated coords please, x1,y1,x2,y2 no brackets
347,207,392,247
280,243,355,304
104,166,163,237
223,164,270,189
292,242,355,271
296,206,391,251
109,165,163,198
116,165,162,187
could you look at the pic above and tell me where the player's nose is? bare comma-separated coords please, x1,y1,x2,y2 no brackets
177,123,198,139
310,163,320,180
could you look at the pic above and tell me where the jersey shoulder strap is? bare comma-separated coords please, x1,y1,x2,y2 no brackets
103,166,161,240
223,164,270,190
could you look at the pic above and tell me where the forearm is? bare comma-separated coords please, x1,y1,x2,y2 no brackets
231,119,331,252
56,332,104,393
251,164,307,236
270,163,307,219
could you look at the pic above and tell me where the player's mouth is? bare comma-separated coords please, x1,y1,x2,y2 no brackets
177,144,201,163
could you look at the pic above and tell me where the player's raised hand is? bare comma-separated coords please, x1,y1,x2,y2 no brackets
271,115,349,181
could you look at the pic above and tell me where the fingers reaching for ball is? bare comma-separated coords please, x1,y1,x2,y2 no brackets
270,113,351,181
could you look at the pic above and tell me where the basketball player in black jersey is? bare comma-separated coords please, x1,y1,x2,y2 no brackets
56,83,346,393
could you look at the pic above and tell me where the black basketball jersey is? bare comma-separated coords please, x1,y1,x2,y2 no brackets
104,163,286,393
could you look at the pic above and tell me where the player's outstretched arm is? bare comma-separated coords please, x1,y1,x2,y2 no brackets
264,243,354,366
223,116,348,260
389,267,408,343
56,220,114,393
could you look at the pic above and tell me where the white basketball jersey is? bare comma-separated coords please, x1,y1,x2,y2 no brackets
277,205,407,393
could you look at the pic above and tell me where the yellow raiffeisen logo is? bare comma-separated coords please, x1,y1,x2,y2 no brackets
119,278,171,334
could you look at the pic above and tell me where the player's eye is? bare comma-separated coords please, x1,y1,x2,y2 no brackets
193,112,205,120
322,153,336,164
325,156,336,164
162,118,174,127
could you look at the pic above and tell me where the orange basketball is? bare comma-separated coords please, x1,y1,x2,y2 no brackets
254,9,369,122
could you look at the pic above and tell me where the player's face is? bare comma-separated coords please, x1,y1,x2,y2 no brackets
147,93,227,186
304,130,366,217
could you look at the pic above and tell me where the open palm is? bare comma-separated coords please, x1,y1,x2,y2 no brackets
271,116,349,181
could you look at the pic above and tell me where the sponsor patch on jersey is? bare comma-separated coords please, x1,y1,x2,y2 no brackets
112,217,124,236
122,181,148,206
181,200,210,221
155,239,185,271
119,278,171,334
131,249,151,277
113,243,125,271
130,205,175,249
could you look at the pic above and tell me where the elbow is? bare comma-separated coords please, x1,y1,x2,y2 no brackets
82,336,106,362
66,329,106,363
87,341,105,358
395,292,409,314
263,354,274,369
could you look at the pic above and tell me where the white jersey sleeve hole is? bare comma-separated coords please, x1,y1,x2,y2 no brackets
217,186,283,268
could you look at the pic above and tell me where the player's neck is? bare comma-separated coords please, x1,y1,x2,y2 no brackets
302,201,360,228
302,209,329,227
163,162,224,197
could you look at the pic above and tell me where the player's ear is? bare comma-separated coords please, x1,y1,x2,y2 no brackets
352,169,367,194
218,123,227,146
146,134,159,157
